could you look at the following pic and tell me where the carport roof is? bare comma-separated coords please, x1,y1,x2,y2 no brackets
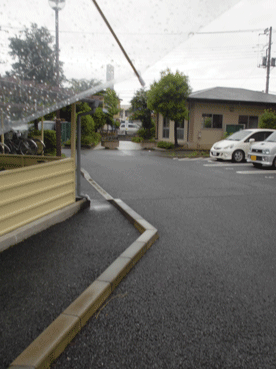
188,87,276,105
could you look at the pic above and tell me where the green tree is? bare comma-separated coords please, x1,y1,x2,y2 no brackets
92,107,107,131
130,88,154,139
7,23,64,85
147,69,191,146
103,88,120,129
259,109,276,129
76,102,97,145
68,78,102,93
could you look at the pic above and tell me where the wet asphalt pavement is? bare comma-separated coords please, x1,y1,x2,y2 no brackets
0,174,140,369
2,143,276,368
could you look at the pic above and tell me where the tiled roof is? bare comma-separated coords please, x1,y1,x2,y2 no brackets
188,87,276,104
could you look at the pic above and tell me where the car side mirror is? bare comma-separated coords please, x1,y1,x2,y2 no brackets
249,138,255,144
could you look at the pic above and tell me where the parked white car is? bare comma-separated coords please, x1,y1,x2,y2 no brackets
210,129,275,163
247,130,276,168
119,121,140,135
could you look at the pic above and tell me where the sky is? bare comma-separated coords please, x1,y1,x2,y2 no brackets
115,0,276,104
0,0,275,109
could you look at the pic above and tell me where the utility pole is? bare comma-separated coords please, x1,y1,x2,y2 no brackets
259,27,274,94
265,26,272,94
49,0,66,156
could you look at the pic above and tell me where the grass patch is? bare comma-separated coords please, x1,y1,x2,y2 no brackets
163,149,209,158
157,141,174,149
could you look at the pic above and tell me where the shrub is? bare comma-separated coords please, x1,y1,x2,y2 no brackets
43,130,56,155
157,141,174,149
132,136,143,143
80,115,95,136
92,107,106,131
81,132,101,146
259,109,276,129
65,132,101,147
137,126,155,140
28,128,41,137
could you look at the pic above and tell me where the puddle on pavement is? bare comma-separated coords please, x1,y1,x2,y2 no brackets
89,200,113,212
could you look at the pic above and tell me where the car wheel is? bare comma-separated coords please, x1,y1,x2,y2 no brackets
253,163,262,168
232,150,245,163
272,157,276,169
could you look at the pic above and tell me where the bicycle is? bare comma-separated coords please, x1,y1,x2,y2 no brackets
30,137,46,155
5,129,38,155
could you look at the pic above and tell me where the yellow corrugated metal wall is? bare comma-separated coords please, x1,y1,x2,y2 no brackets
0,158,75,236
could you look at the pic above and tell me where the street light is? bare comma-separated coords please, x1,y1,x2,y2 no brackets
48,0,66,156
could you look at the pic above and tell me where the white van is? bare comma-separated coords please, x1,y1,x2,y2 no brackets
119,121,140,135
247,130,276,168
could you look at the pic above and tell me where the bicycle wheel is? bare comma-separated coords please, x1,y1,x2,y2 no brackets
0,143,10,154
19,139,38,155
5,140,16,154
31,138,46,155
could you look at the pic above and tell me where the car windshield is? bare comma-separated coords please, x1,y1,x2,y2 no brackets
265,131,276,142
226,130,253,141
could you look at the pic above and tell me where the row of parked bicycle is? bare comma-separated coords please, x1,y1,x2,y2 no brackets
0,129,45,155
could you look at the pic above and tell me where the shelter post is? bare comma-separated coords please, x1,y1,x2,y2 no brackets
1,110,3,145
71,103,76,160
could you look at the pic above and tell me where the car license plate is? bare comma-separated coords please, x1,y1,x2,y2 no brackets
251,155,257,161
212,152,218,156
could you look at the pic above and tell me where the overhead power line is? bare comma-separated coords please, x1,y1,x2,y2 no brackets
2,25,275,36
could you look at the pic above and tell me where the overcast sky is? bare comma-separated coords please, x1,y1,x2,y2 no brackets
1,0,275,106
116,0,276,104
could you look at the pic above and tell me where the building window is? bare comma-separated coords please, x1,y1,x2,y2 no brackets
125,110,129,117
202,114,223,129
176,120,184,140
163,117,170,138
239,115,258,128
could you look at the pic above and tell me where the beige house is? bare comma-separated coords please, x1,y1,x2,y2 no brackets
156,87,276,149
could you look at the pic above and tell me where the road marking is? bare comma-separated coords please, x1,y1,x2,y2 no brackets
204,163,252,167
178,157,209,161
236,170,275,174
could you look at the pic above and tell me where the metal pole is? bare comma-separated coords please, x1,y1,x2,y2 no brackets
55,8,59,85
77,114,81,197
266,27,272,94
1,111,4,145
55,7,62,156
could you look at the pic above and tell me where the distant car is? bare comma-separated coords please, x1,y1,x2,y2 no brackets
119,122,140,135
38,120,56,130
247,130,276,168
210,129,276,163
